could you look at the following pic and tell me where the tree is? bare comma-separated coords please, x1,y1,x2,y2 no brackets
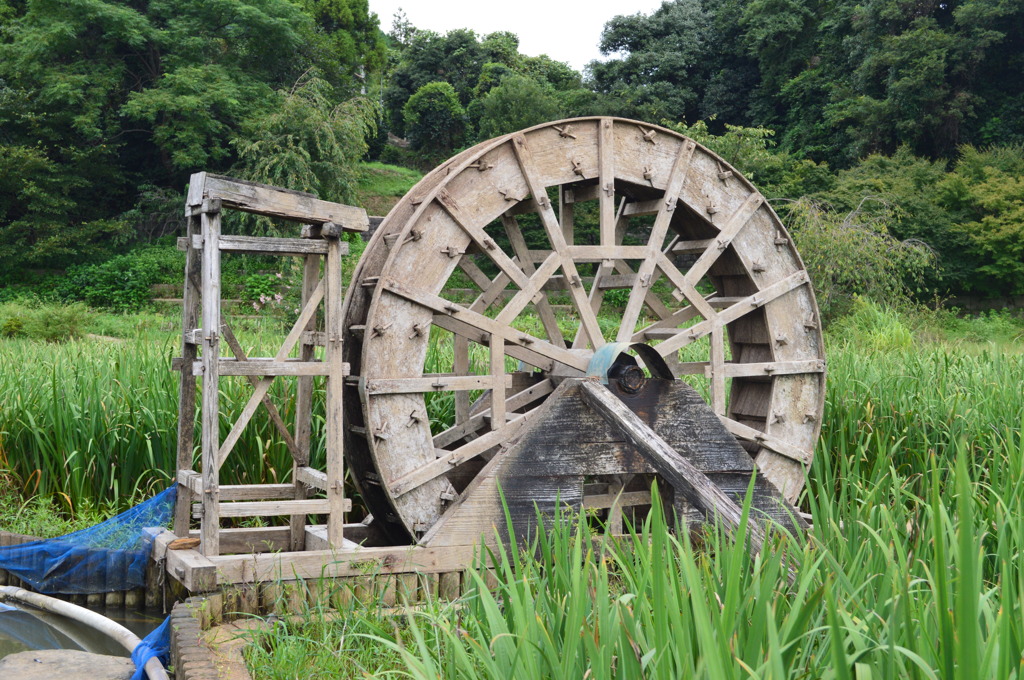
403,82,465,152
477,74,561,139
587,0,713,123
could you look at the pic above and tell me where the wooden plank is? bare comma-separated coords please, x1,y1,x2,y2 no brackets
220,325,301,459
389,411,539,497
384,280,589,372
364,374,514,395
719,417,813,465
216,499,350,518
654,271,809,358
295,466,328,491
216,279,325,469
684,193,764,288
500,215,565,347
183,234,336,256
178,471,295,500
174,211,202,537
566,245,650,261
203,545,479,584
431,313,555,373
490,335,505,431
165,546,218,592
598,118,616,250
623,198,662,217
436,188,532,290
205,360,334,377
583,489,651,510
200,205,222,556
578,380,766,555
510,134,604,349
721,359,826,378
616,139,696,343
197,173,368,230
433,379,554,448
292,253,320,551
325,236,347,548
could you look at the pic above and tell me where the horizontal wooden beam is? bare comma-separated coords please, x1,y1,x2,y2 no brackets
189,359,348,377
188,172,368,230
177,234,341,256
198,544,479,584
215,498,351,518
363,374,513,395
295,466,328,491
177,471,296,500
583,489,652,510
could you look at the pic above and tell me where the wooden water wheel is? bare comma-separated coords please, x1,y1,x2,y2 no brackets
343,117,825,544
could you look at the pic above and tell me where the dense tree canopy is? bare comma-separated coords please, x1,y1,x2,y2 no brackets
1,0,1021,300
0,0,382,273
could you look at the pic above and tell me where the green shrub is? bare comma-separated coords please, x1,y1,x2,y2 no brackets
21,302,92,342
1,315,25,338
403,82,465,153
54,245,184,312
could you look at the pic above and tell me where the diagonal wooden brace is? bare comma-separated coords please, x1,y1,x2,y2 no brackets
578,379,767,556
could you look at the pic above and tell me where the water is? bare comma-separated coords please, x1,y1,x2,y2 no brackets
0,602,164,661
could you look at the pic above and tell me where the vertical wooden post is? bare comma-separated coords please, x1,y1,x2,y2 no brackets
598,119,616,253
709,325,726,415
200,200,222,556
324,230,346,548
490,336,505,430
174,208,202,537
290,253,321,551
454,336,470,424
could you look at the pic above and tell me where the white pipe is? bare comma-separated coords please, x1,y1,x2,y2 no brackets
0,586,169,680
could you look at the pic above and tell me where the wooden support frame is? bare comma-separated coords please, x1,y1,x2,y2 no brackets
174,172,367,557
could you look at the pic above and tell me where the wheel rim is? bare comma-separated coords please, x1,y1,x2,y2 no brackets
343,117,825,542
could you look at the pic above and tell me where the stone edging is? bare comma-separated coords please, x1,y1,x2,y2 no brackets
169,597,221,680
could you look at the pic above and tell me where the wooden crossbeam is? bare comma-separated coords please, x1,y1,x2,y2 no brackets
187,172,368,230
216,279,325,469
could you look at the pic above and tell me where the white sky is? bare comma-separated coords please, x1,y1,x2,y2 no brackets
368,0,666,73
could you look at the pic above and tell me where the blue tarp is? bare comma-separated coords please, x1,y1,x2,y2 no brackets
0,487,175,595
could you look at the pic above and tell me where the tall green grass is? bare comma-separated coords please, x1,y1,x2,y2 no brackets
0,336,328,512
243,316,1024,679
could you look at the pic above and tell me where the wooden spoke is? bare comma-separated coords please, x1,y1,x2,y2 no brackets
598,119,616,250
433,379,554,448
616,140,696,342
656,252,718,321
495,251,562,327
510,134,604,349
389,409,541,497
500,215,566,348
572,198,629,350
719,417,813,465
683,193,764,288
431,313,555,372
437,188,531,290
457,257,492,291
384,279,590,372
654,271,809,358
